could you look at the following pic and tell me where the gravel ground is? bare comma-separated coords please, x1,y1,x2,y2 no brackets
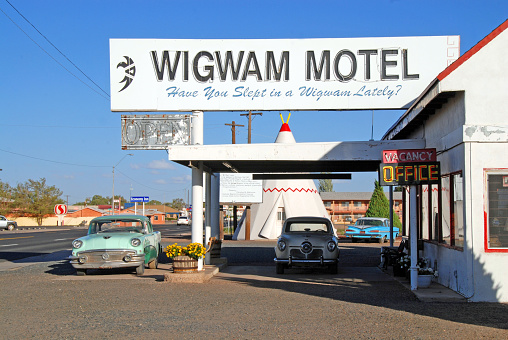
1,241,507,339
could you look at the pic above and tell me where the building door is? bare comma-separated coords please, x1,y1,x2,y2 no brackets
277,207,286,230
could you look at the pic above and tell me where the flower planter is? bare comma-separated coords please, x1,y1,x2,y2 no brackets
417,274,433,288
172,255,198,273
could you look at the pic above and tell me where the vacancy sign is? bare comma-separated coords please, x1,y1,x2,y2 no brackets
54,204,68,215
379,148,440,186
382,149,436,163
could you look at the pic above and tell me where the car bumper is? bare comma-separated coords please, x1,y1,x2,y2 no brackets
345,233,382,239
69,249,145,269
274,256,338,266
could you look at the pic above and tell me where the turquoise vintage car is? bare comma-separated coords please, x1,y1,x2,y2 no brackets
69,215,161,276
345,217,399,243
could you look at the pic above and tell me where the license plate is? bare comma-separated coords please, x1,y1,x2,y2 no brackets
99,265,112,269
360,231,365,234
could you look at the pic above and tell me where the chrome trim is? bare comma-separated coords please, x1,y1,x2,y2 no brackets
68,249,145,269
274,258,337,264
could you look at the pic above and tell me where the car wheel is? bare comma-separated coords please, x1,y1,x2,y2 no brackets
328,263,338,274
378,236,386,244
148,257,158,269
276,263,285,274
7,224,14,231
136,264,145,276
76,269,87,276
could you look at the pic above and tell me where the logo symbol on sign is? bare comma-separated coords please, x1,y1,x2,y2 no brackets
117,56,136,92
54,204,67,215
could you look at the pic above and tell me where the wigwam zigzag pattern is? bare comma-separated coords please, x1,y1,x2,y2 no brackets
264,188,318,193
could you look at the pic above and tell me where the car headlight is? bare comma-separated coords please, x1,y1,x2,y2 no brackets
327,241,337,252
277,239,286,251
131,238,141,247
72,240,83,249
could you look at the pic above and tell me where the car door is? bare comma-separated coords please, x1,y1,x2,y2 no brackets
0,216,7,228
142,220,160,263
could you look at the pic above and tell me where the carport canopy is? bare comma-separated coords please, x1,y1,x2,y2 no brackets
167,139,426,174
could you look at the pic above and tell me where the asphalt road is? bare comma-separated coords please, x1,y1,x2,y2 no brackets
0,223,191,262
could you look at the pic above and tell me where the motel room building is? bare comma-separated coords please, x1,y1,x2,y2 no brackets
382,20,508,302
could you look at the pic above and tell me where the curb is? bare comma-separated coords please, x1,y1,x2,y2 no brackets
163,258,228,283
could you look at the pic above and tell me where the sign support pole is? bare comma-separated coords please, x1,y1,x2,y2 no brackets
389,186,394,248
410,184,418,290
205,173,212,265
211,173,220,239
191,111,204,270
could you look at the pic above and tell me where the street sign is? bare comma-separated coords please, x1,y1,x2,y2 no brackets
54,204,67,215
130,196,149,203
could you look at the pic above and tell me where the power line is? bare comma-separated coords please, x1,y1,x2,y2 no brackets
2,124,115,129
0,1,109,100
0,147,110,168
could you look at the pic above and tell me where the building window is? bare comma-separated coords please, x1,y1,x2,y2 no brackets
486,172,508,251
324,201,331,208
354,201,362,207
403,171,463,248
341,201,350,208
154,215,158,221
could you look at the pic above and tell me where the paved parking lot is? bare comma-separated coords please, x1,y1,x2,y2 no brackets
1,238,507,339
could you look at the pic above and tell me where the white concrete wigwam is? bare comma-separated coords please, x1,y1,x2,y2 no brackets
234,114,329,240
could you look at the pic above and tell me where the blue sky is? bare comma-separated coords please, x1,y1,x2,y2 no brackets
1,0,507,205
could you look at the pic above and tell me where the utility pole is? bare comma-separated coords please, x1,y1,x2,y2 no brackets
225,121,244,144
240,111,263,143
65,195,70,207
224,121,244,234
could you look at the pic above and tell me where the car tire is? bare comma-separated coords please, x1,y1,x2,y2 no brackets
7,224,15,231
276,263,285,274
76,269,87,276
328,263,338,274
136,264,145,276
379,236,386,244
148,257,158,269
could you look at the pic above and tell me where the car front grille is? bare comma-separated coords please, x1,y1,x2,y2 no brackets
289,248,323,259
77,250,136,262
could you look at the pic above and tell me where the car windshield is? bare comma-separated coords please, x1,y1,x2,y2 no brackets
89,220,145,234
286,222,329,233
355,219,383,226
179,217,188,220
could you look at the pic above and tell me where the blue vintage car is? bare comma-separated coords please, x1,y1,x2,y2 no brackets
345,217,398,243
69,215,161,276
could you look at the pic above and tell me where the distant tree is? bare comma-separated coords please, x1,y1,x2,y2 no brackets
12,178,64,226
90,195,110,205
168,198,185,211
0,180,14,215
365,181,402,230
148,200,162,205
318,173,334,192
